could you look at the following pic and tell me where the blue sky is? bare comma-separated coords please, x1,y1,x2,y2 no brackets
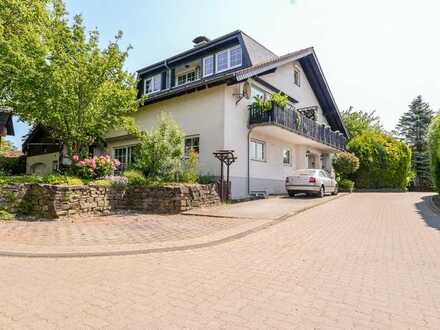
9,0,440,148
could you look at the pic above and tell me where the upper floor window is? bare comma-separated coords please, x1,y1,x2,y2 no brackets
251,85,266,100
294,66,301,87
185,135,200,156
144,74,161,94
203,55,214,77
177,68,200,86
215,46,242,73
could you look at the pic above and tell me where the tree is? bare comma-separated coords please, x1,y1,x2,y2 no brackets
0,139,16,154
0,0,139,157
347,131,412,189
342,106,383,139
428,114,440,193
395,96,434,190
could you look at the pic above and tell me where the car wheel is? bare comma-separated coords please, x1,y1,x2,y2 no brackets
319,186,325,198
288,191,296,197
332,184,338,195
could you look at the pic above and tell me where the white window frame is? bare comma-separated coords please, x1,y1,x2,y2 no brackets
250,139,266,162
294,66,301,87
203,55,214,77
251,85,267,100
283,148,292,166
215,45,243,73
113,145,137,171
176,67,200,86
184,135,200,157
144,74,161,95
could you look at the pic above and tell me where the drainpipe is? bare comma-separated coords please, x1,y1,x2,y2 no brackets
247,126,255,196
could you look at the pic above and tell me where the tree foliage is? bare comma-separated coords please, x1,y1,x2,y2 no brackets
428,114,440,193
133,113,185,181
395,95,434,190
342,106,383,139
0,0,139,157
347,131,412,189
332,152,359,178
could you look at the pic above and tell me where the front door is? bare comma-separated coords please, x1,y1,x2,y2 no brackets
308,154,316,168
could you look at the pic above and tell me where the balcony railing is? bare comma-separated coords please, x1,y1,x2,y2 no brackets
249,104,346,150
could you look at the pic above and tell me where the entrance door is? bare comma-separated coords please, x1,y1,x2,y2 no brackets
307,154,316,168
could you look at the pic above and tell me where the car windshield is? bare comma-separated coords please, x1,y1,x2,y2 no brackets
293,169,317,176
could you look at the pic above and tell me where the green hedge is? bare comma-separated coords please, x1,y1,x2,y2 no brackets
0,156,26,175
347,132,412,189
428,114,440,193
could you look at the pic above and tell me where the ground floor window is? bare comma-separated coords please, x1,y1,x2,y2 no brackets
250,139,265,161
283,149,292,165
184,135,200,156
113,145,137,171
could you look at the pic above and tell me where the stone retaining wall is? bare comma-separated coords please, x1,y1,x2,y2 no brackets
0,183,220,218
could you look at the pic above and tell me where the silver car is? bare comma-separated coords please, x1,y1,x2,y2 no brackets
285,169,338,198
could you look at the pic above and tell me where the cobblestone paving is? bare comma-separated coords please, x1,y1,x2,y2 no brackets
0,213,256,247
1,193,440,329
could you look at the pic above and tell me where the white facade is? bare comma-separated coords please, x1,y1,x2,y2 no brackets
104,59,341,199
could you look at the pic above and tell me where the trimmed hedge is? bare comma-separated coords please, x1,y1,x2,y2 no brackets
347,132,412,189
428,114,440,193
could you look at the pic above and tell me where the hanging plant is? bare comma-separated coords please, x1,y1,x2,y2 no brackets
270,92,288,109
252,96,272,112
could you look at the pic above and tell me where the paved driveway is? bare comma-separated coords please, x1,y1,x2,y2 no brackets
1,192,440,329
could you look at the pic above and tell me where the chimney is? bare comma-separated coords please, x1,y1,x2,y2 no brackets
192,36,210,47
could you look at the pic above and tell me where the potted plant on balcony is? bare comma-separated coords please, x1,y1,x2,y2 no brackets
270,92,288,110
252,96,272,112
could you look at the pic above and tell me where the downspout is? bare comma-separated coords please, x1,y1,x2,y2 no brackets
247,126,255,196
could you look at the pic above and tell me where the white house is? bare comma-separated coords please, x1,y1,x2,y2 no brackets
104,31,348,199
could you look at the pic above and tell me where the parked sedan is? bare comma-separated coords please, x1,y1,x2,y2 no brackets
285,169,338,198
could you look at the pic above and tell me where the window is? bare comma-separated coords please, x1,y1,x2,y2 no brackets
215,46,243,73
216,50,229,72
144,74,161,94
177,68,199,86
113,145,137,171
229,46,242,68
251,85,266,99
283,149,291,165
250,139,265,161
294,66,301,87
203,55,214,77
185,135,200,156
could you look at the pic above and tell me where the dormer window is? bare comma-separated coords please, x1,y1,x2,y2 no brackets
144,74,161,94
177,67,200,86
215,45,242,73
294,66,301,87
203,55,214,77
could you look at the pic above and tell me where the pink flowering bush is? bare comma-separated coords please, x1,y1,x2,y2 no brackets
72,155,120,179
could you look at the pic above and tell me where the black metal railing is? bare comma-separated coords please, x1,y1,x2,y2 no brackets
249,104,346,150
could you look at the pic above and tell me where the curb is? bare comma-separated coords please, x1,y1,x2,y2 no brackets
0,194,348,259
426,195,440,215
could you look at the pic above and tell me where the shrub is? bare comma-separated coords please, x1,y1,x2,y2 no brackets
0,156,26,175
179,150,199,183
338,179,354,192
90,179,112,187
198,174,217,184
0,210,15,221
332,152,359,178
133,113,185,181
123,169,147,186
72,155,120,180
252,96,272,112
0,175,84,186
428,114,440,193
347,131,412,189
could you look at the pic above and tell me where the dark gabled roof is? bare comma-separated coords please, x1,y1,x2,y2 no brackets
137,30,277,75
235,48,349,137
0,107,15,136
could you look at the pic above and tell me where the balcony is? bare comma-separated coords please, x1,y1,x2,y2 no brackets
249,104,346,150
